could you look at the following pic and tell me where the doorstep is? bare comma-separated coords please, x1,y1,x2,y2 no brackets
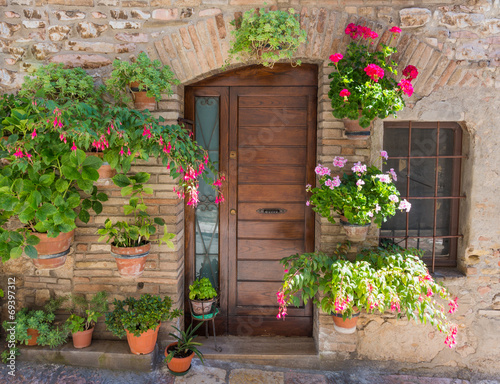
18,340,158,372
160,336,320,370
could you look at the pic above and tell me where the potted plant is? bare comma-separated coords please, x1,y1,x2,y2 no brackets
328,24,418,135
105,294,182,355
307,152,411,242
165,322,204,374
227,7,307,68
0,97,108,266
97,172,176,278
189,277,217,316
105,52,180,110
278,243,459,347
65,291,108,349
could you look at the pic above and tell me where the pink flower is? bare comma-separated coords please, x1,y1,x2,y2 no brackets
119,147,125,156
427,288,433,297
398,78,414,97
376,174,392,183
389,194,399,203
305,184,312,190
339,89,351,100
375,204,381,213
60,133,67,144
215,194,225,204
284,269,288,273
380,150,388,160
403,65,418,80
314,164,331,176
387,168,397,181
127,148,131,156
329,53,343,63
71,142,77,151
306,201,310,206
389,26,402,34
364,64,384,82
31,129,37,139
324,176,341,189
390,299,401,312
332,156,348,168
398,199,411,212
370,31,378,39
345,23,358,38
25,152,32,159
367,211,373,218
448,297,458,314
14,148,24,158
351,162,367,174
356,179,365,187
142,126,152,139
445,324,458,348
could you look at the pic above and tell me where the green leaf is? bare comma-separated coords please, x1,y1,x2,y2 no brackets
82,155,103,170
154,217,165,226
92,201,103,215
112,174,131,188
35,203,57,221
77,179,93,193
143,187,154,195
82,167,99,181
96,192,108,202
18,207,36,223
123,205,134,215
61,165,80,180
66,194,81,208
55,179,69,193
10,246,23,259
78,209,90,224
81,199,92,210
73,149,86,166
11,179,23,193
40,173,55,186
0,196,18,211
132,172,150,184
24,245,38,259
120,186,134,197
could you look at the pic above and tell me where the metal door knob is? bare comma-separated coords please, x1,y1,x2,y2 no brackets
230,209,236,215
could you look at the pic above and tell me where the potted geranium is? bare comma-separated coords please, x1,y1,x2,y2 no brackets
65,291,108,349
189,277,217,316
97,172,175,278
105,294,182,355
165,322,204,374
105,52,179,110
277,243,459,347
328,24,418,135
227,7,307,68
307,152,410,242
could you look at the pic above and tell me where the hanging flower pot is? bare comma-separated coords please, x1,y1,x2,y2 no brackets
72,327,94,349
32,230,74,269
343,118,371,139
111,242,151,278
332,310,360,334
125,323,160,355
26,328,40,346
84,152,116,180
339,218,370,242
130,81,156,111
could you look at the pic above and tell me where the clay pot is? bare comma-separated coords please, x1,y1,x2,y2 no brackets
130,81,156,111
339,217,370,242
165,342,194,373
26,328,40,346
72,327,94,349
111,242,151,278
32,230,74,269
190,298,216,316
125,323,160,355
332,311,360,334
342,118,371,139
85,152,116,180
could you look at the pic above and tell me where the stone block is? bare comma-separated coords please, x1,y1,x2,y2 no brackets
92,12,108,19
53,10,85,20
77,22,108,38
23,9,44,19
130,10,150,19
439,12,485,29
115,32,148,42
49,54,112,69
109,21,141,29
229,369,284,384
199,8,222,17
23,20,46,29
32,42,59,60
48,25,71,42
152,9,179,21
111,10,128,19
399,8,432,28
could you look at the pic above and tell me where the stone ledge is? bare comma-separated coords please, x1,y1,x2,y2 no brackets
18,340,158,372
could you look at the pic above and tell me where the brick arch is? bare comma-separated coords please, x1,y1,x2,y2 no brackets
150,8,472,97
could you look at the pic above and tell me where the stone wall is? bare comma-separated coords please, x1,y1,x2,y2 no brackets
0,0,499,377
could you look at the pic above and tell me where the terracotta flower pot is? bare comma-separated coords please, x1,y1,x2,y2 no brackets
72,327,94,349
125,323,160,355
332,311,360,334
32,230,74,269
190,298,216,316
111,242,151,278
85,152,116,180
339,217,370,242
342,118,371,139
165,342,194,373
130,81,156,111
26,328,40,346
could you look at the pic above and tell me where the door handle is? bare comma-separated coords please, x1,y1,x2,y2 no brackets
230,209,236,215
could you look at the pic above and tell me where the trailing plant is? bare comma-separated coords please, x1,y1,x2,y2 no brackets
106,52,180,105
165,322,204,363
328,24,418,128
65,291,108,334
277,243,459,347
189,277,217,301
105,294,182,338
18,63,102,105
97,173,175,248
307,151,411,226
227,7,307,67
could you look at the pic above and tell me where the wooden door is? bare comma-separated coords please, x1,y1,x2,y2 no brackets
185,65,317,337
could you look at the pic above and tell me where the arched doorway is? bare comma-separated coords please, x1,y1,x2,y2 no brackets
184,64,317,336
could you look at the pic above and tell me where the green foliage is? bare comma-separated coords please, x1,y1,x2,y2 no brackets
96,173,175,248
105,294,182,338
165,322,204,364
227,7,307,67
65,291,108,333
278,243,458,345
189,277,217,301
106,52,180,105
1,297,68,349
18,63,101,105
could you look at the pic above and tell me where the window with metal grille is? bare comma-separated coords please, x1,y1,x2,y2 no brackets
380,122,465,271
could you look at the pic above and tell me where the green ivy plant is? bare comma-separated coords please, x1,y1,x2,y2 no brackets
106,52,180,105
65,291,108,334
277,243,459,348
189,277,217,301
227,7,307,68
105,294,182,338
165,322,204,363
97,173,175,248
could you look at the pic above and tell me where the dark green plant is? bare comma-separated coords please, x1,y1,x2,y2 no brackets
227,7,307,68
189,277,217,301
97,173,175,248
105,294,182,338
18,63,101,105
65,291,108,334
165,322,204,363
106,52,179,104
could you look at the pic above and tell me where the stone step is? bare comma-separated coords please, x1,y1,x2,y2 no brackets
18,340,158,372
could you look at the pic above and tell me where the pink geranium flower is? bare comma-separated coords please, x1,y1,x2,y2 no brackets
329,53,343,63
398,78,414,97
403,65,419,80
364,64,384,82
339,89,350,99
389,26,402,34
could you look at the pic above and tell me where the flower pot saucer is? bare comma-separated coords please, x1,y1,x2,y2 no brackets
167,364,191,376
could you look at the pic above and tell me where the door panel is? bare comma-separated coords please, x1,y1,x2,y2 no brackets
239,126,307,147
238,185,306,202
237,239,305,260
239,166,306,184
238,147,307,165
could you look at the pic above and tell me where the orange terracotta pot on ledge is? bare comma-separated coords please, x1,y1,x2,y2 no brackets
26,328,40,346
130,81,156,111
72,327,94,349
332,310,360,334
165,342,195,373
125,323,160,355
111,242,151,278
32,230,74,269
